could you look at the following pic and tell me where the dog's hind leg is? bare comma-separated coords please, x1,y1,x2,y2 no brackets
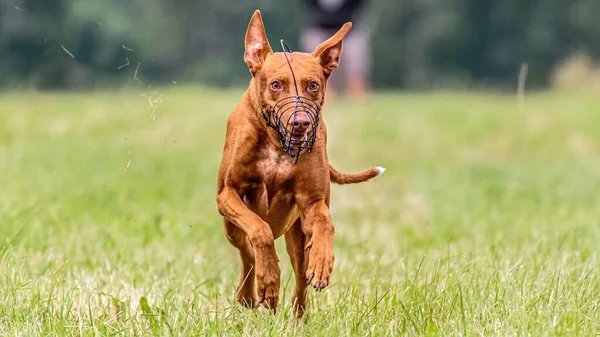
223,219,258,308
285,218,309,319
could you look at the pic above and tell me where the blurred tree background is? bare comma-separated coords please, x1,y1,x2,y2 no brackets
0,0,598,91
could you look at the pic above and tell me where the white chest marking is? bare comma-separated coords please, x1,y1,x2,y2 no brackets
257,147,294,179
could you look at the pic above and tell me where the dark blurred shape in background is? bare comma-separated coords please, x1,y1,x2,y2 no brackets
0,0,599,91
300,0,370,99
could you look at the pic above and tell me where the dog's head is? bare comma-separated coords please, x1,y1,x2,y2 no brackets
243,10,351,160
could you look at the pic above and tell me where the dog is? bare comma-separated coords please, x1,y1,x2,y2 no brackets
216,10,384,319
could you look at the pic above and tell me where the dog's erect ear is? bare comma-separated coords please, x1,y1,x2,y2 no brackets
244,10,273,75
312,22,352,76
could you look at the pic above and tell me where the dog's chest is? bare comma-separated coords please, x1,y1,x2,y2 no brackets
246,147,297,229
256,146,294,184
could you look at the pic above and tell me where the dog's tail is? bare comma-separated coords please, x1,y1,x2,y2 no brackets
329,164,385,185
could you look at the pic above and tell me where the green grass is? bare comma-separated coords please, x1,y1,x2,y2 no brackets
1,86,600,336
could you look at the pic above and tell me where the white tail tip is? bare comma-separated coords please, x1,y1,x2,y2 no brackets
375,166,386,176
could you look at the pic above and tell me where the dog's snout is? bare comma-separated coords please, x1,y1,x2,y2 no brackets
291,113,310,130
293,119,310,129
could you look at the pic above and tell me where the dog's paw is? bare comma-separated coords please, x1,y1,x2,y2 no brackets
256,264,281,313
236,289,259,309
305,241,334,291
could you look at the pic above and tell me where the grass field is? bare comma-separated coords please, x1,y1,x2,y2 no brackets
1,86,600,336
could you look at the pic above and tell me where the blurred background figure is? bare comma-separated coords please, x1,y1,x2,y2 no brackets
299,0,371,99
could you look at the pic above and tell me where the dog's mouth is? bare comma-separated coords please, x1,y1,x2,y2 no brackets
287,133,308,146
276,125,307,146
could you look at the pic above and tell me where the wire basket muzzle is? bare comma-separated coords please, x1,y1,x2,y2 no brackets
268,95,321,162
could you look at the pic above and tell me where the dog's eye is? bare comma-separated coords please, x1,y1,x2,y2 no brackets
309,81,319,91
270,81,282,91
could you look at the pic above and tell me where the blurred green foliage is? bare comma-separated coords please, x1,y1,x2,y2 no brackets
0,0,598,90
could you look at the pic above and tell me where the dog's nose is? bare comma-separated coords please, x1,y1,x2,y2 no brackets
291,113,311,130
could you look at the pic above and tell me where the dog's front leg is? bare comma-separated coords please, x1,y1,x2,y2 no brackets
217,187,281,312
298,199,335,291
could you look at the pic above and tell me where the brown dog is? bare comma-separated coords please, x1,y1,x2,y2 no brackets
216,10,384,318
